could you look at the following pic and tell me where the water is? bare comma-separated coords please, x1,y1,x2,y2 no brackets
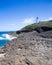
0,40,9,47
0,31,14,47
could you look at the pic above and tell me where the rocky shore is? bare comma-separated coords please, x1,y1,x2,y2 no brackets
0,30,52,65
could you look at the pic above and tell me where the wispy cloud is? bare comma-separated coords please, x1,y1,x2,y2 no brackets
22,17,35,25
48,18,52,20
42,18,52,21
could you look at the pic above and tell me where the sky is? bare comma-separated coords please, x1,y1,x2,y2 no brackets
0,0,52,31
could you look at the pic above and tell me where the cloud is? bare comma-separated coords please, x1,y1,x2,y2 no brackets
22,17,35,25
42,18,52,21
48,18,52,20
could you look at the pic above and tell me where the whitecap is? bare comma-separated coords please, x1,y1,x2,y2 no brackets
0,37,5,40
2,34,17,40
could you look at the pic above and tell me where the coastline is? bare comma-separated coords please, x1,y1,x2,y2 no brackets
0,31,52,65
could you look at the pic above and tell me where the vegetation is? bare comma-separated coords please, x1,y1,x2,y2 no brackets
22,20,52,30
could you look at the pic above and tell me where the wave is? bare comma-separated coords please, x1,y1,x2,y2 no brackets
0,37,6,40
0,34,17,40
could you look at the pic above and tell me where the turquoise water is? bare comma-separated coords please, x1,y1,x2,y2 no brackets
0,40,9,47
0,31,13,47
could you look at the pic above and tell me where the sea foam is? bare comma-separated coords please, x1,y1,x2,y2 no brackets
0,34,17,40
0,37,5,40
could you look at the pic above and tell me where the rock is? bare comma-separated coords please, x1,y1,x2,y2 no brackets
0,31,52,65
39,30,52,38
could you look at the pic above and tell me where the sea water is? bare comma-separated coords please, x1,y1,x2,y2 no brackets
0,31,15,47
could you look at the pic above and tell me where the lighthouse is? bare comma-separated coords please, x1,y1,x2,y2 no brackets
36,17,39,23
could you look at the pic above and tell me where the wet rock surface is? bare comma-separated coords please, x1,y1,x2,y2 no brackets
0,31,52,65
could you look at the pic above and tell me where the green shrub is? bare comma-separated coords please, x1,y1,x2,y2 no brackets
22,20,52,30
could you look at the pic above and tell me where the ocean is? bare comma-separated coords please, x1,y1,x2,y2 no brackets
0,31,15,47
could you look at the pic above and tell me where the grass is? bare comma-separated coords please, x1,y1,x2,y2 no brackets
22,20,52,30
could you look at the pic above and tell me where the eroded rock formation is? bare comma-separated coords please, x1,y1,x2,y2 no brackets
0,31,52,65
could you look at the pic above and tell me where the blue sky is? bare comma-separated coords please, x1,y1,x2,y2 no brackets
0,0,52,31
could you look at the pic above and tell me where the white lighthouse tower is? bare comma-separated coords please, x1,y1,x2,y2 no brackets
36,17,39,23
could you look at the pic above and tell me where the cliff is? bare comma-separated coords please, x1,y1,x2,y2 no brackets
0,20,52,65
22,20,52,30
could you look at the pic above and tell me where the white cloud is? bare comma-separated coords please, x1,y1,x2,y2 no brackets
48,18,52,20
42,18,52,21
22,17,35,25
